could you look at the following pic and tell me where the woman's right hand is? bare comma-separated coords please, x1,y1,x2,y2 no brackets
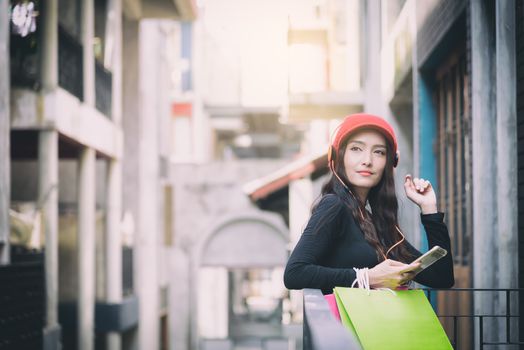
368,259,419,289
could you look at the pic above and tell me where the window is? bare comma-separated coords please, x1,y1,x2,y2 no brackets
435,50,472,268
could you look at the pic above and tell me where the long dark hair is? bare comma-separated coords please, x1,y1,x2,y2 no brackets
313,133,415,263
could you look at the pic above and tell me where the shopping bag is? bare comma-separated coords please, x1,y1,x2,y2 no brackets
334,287,453,350
324,293,341,321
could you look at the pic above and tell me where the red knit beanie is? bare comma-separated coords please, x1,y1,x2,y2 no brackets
329,113,399,167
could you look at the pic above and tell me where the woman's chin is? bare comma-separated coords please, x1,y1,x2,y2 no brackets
349,178,379,189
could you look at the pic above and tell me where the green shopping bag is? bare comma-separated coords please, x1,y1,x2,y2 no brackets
334,287,453,350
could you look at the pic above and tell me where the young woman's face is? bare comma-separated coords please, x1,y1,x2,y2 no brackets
343,129,388,193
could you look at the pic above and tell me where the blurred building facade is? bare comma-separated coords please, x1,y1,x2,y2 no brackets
2,0,196,349
1,1,523,350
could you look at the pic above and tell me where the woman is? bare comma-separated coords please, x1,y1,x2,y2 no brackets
283,113,454,295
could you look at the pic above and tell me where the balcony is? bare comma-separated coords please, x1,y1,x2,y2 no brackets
123,0,197,20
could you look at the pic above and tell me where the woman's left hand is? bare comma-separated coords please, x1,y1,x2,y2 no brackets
404,174,438,214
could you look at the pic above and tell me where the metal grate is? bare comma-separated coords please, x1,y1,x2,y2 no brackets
0,249,44,350
435,50,472,268
58,24,84,100
122,247,133,296
95,59,112,118
425,288,522,349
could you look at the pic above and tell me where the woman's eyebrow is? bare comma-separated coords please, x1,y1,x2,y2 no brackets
348,140,386,148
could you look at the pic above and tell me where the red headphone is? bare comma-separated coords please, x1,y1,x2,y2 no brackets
328,113,399,169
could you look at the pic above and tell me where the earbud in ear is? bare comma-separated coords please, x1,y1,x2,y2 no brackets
393,151,400,168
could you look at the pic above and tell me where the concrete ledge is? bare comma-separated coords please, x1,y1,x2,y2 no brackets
10,88,123,159
43,324,62,350
58,295,139,334
95,295,139,332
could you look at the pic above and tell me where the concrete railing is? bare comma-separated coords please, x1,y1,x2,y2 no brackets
302,289,361,350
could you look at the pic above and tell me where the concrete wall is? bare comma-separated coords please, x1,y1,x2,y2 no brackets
471,0,518,344
0,0,9,263
122,17,140,244
121,19,185,349
171,160,287,249
517,0,524,297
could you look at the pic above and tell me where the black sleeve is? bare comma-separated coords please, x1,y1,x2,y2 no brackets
408,212,455,288
283,195,357,291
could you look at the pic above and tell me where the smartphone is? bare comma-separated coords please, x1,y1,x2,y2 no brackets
409,246,447,275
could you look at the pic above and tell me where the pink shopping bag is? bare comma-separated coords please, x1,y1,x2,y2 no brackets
324,293,341,321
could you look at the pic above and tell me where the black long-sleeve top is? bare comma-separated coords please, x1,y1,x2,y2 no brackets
284,194,455,295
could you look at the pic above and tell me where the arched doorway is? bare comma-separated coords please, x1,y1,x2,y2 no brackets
192,211,289,350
